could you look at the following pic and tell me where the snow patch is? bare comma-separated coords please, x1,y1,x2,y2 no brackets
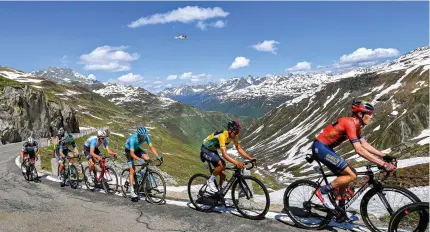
373,125,380,131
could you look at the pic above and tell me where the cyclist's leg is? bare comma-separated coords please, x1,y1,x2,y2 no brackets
200,147,222,191
28,152,36,165
125,149,137,197
55,150,65,178
313,141,351,208
218,159,226,187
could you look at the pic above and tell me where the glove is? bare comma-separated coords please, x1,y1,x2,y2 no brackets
383,162,396,172
156,156,162,161
383,155,395,162
139,159,145,165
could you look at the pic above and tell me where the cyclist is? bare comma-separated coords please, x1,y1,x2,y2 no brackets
20,136,39,164
84,129,117,183
200,120,256,193
313,99,396,210
55,134,80,182
124,127,161,199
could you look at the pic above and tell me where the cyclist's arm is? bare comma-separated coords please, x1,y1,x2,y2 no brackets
359,138,385,158
90,147,101,160
148,144,159,159
105,146,116,155
235,143,254,160
220,147,239,166
352,142,385,166
59,147,66,159
129,149,142,161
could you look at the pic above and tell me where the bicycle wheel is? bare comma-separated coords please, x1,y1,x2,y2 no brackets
69,165,79,189
29,164,39,182
84,166,96,191
361,185,423,232
283,179,330,229
231,175,270,220
144,171,166,204
388,202,429,232
187,173,217,212
21,161,30,181
60,166,67,187
120,169,131,198
102,167,118,194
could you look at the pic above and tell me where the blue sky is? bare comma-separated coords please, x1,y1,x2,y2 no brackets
0,1,428,93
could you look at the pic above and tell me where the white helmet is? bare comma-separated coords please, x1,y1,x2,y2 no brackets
97,130,107,138
27,137,35,144
104,128,110,137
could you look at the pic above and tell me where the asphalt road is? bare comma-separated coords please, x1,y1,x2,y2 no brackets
0,142,358,232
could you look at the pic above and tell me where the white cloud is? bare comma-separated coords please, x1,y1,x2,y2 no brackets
213,20,226,28
118,73,143,82
87,74,96,80
166,84,173,88
128,6,229,28
196,19,227,30
153,80,163,85
229,56,250,69
339,47,399,64
196,21,207,30
252,40,280,54
79,46,140,72
219,78,226,83
166,74,178,80
286,61,312,71
180,72,193,79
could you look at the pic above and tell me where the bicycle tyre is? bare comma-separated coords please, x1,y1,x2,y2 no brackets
231,175,270,220
29,163,39,182
361,185,422,232
21,161,30,181
145,171,166,204
388,201,429,232
84,166,96,190
69,165,79,189
283,179,330,230
187,173,216,212
102,167,118,194
120,169,131,198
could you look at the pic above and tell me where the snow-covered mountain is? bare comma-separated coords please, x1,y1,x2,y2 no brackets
31,67,97,84
160,47,430,117
239,46,429,184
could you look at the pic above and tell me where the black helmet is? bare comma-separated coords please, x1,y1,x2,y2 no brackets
227,120,242,133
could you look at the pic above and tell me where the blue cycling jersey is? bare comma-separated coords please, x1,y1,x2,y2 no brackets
124,133,151,150
84,136,108,149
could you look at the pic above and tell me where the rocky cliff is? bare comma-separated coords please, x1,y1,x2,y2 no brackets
0,78,79,144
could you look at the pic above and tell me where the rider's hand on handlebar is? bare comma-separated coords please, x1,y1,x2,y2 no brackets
383,162,396,172
383,155,395,162
236,161,245,169
249,157,257,162
112,153,118,159
138,159,145,165
156,156,163,161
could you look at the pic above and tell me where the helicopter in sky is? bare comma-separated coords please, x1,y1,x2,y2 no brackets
174,34,187,40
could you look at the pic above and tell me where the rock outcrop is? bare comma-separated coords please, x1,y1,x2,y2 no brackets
0,85,79,144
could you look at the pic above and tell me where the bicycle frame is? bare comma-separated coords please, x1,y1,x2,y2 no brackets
308,153,391,213
206,162,254,200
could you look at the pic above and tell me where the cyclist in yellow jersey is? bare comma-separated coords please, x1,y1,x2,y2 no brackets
200,120,256,193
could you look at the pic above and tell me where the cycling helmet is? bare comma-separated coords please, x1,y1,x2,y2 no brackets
137,127,148,137
65,134,74,143
104,128,110,137
352,99,374,115
97,130,107,138
58,127,65,136
27,137,35,144
227,120,242,133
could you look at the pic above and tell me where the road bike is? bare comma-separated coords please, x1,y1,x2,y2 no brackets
21,154,39,182
120,157,166,204
84,154,119,194
283,154,423,231
188,160,270,220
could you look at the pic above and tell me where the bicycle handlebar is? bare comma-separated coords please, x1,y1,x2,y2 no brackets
365,157,398,181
